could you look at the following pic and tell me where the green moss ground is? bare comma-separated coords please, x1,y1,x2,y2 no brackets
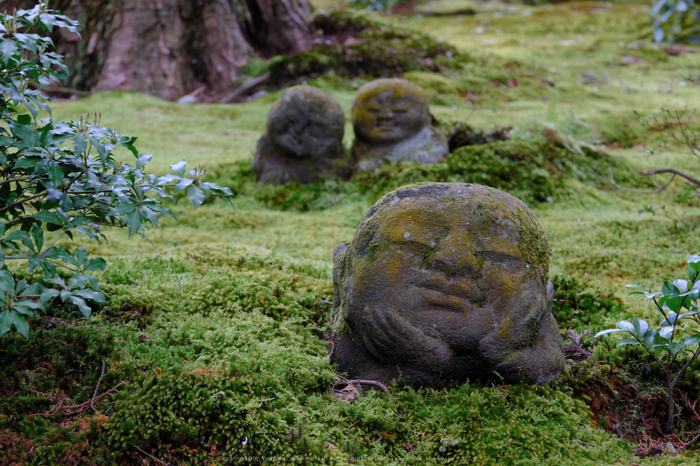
3,1,700,464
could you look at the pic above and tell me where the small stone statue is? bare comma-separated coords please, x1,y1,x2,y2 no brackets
253,86,351,184
330,182,565,386
351,78,449,171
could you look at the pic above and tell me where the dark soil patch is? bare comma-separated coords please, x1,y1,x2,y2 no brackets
446,123,511,152
565,357,700,459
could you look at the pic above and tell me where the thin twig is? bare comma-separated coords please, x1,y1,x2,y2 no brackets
0,177,29,187
682,432,700,451
0,193,45,215
572,440,600,447
29,381,129,419
345,420,360,430
639,168,700,187
341,379,389,393
327,340,335,361
91,360,106,413
219,73,269,104
609,169,677,193
134,446,172,466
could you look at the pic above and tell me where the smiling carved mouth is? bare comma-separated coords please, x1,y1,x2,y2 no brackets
412,281,485,313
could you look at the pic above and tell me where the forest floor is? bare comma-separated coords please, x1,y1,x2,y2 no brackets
3,0,700,465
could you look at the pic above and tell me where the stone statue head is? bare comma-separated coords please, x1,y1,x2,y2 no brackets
253,85,351,185
267,85,345,159
331,182,564,386
352,78,431,145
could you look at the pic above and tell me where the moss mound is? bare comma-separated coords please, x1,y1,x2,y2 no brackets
550,275,627,333
268,8,470,85
2,242,687,465
95,244,333,326
218,139,647,212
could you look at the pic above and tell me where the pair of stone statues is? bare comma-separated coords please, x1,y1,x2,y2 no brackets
253,79,449,184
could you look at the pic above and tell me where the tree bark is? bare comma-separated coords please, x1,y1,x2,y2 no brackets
1,0,312,100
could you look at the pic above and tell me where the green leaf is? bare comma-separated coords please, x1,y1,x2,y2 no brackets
0,310,12,336
633,318,648,338
69,273,88,290
127,209,142,237
10,312,28,338
42,247,77,266
48,162,63,187
84,257,107,272
644,329,656,348
30,225,44,252
662,281,680,297
594,328,625,338
33,211,64,227
40,288,59,305
0,40,19,60
68,296,91,318
74,248,88,268
174,177,193,193
72,133,87,155
659,326,674,339
617,321,634,332
73,227,98,240
681,334,700,347
626,284,648,293
170,159,186,176
0,270,15,296
678,310,699,320
619,338,641,346
673,279,689,293
689,255,700,273
665,297,685,313
662,311,679,326
670,342,684,357
17,114,32,125
187,185,205,209
72,289,105,304
4,231,30,243
109,203,137,217
13,300,43,311
39,13,57,32
28,255,42,272
86,274,100,292
137,153,153,168
45,276,66,288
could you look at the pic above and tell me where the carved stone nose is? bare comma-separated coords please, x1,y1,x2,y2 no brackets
378,108,394,120
429,236,481,277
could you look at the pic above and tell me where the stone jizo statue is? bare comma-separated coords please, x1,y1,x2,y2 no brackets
253,85,351,184
351,79,449,171
330,182,565,386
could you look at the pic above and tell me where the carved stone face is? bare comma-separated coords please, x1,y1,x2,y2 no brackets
267,86,345,159
352,79,431,145
253,86,351,185
331,183,564,386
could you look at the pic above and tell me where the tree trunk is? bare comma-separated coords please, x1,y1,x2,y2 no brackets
1,0,312,100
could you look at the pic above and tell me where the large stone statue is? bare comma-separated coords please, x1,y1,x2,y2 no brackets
351,79,449,171
253,86,351,184
330,182,565,386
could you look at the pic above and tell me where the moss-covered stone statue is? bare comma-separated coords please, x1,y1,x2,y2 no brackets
330,182,565,386
253,86,351,184
351,78,449,171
